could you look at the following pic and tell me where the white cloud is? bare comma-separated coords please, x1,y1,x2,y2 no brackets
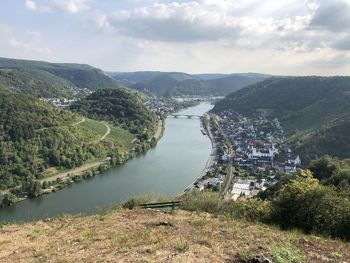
92,0,312,51
24,0,89,14
0,24,12,33
9,38,52,54
14,0,350,75
25,0,37,11
26,30,42,40
52,0,89,13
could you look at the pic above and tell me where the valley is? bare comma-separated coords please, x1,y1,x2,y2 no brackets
3,1,350,261
1,56,350,261
0,103,212,222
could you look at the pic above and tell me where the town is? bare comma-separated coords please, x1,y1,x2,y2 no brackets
189,109,301,201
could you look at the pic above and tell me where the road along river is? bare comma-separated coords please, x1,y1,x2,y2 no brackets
0,102,213,222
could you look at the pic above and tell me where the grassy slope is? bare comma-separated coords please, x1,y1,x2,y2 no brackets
0,209,349,263
76,118,136,153
108,125,135,151
69,88,157,135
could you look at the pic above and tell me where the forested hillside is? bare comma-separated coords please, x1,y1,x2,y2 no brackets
0,57,118,98
0,86,156,203
0,86,95,190
70,88,158,137
213,77,350,162
111,71,267,97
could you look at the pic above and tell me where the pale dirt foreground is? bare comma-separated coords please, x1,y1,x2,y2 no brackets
0,209,349,263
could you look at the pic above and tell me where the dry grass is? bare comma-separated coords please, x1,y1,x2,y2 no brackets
0,209,349,263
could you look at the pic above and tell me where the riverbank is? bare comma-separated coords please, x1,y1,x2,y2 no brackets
0,103,212,222
0,120,165,209
180,113,216,196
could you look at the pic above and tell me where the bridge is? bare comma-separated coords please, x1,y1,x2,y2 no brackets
171,114,202,119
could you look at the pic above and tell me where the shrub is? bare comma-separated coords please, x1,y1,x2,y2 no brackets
180,191,223,214
222,199,271,222
268,243,305,263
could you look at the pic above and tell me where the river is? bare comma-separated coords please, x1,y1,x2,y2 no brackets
0,102,213,222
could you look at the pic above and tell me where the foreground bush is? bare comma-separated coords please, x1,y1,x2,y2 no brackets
269,170,350,240
180,191,224,214
180,169,350,241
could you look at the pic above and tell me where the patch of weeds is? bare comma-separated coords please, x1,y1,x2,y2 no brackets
33,250,49,263
236,251,254,262
193,236,211,248
0,222,13,228
79,228,94,247
97,203,122,215
175,240,189,253
54,213,69,221
144,247,156,254
290,228,305,237
191,218,208,227
330,251,342,262
110,229,159,249
268,242,305,263
27,227,44,241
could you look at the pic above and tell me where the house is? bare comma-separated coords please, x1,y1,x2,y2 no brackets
248,147,273,159
294,156,301,166
208,178,222,187
231,181,252,200
285,165,296,173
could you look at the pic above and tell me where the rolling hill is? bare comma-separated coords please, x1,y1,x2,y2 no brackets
213,76,350,163
69,88,158,136
110,71,268,97
0,85,157,204
0,57,119,98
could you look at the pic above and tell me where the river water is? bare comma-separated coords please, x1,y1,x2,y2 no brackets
0,102,213,222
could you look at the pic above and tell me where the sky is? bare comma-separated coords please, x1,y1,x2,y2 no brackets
0,0,350,75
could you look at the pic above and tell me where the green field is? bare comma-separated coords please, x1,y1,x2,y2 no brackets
108,125,135,152
77,118,135,152
79,118,107,137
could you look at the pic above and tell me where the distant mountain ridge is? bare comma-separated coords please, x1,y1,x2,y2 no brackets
0,57,119,98
110,71,269,97
0,57,268,98
213,76,350,163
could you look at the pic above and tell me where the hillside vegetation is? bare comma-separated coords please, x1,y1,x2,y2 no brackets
111,71,267,97
176,162,350,244
213,76,350,162
0,86,157,206
70,88,158,136
0,57,118,98
0,208,349,262
0,86,94,189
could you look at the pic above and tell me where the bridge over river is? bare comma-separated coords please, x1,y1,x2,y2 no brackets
171,114,202,119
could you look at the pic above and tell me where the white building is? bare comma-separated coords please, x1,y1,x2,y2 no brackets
248,147,273,159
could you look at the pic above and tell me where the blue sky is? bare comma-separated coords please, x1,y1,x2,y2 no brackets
0,0,349,75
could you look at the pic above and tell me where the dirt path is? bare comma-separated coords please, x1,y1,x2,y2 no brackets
92,123,111,144
41,124,110,183
101,123,111,141
40,160,107,183
153,120,163,140
72,117,86,126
